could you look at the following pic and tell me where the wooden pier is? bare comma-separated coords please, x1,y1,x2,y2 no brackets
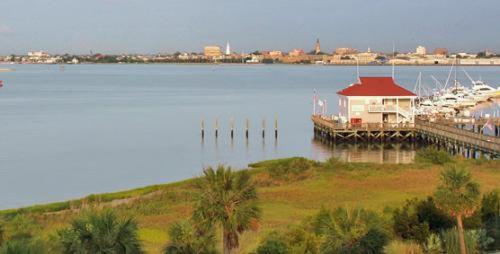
312,115,500,158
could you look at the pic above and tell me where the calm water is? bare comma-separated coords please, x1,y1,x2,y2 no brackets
0,64,498,209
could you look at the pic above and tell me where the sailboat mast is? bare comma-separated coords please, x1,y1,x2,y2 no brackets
391,42,395,79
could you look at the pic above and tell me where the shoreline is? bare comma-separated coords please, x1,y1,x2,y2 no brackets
2,62,500,67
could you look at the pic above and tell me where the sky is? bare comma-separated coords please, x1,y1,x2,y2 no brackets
0,0,499,55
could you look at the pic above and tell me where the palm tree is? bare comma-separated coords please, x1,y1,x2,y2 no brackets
192,166,260,254
434,165,480,254
58,210,143,254
164,221,217,254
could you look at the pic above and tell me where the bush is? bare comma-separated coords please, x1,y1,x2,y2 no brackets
384,240,423,254
415,147,452,165
57,210,143,253
0,238,47,254
393,197,455,244
440,228,478,254
392,199,431,244
164,221,217,254
256,232,289,254
424,233,442,253
255,157,316,180
415,197,454,233
480,190,500,251
315,207,388,254
355,228,388,254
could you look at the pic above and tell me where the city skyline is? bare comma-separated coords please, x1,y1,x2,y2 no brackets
0,0,499,54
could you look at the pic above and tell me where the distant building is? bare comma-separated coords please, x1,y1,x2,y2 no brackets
269,51,283,58
289,49,305,57
337,77,416,124
315,39,321,54
335,47,358,56
415,46,426,55
353,48,378,64
27,51,50,58
225,42,231,55
204,46,222,59
433,48,448,56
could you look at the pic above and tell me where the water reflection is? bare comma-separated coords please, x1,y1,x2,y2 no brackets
311,138,417,164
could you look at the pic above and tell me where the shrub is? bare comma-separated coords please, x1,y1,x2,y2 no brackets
424,233,442,253
393,197,456,245
316,207,388,254
265,157,315,179
415,197,454,233
480,190,500,251
415,147,452,165
0,238,47,254
164,221,217,254
384,240,423,254
256,232,289,254
283,226,319,254
392,199,431,245
440,228,478,254
57,210,143,253
481,190,500,222
355,228,388,254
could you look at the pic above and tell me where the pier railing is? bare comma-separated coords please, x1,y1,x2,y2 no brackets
415,119,500,152
312,116,414,131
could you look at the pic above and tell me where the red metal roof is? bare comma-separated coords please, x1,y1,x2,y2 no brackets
337,77,416,96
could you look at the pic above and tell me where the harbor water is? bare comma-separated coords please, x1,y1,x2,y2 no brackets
0,64,498,209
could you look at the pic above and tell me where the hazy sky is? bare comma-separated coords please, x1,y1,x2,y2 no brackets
0,0,498,54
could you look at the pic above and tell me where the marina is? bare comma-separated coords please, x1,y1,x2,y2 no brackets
312,71,500,158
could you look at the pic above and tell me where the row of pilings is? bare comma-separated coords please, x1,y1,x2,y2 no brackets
201,118,278,140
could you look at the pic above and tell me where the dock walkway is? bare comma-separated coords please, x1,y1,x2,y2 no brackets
312,115,500,158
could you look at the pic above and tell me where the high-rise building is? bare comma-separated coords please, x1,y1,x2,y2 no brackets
315,38,321,54
225,42,231,55
415,46,426,55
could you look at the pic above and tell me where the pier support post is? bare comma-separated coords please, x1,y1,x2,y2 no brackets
215,119,218,139
274,117,278,139
230,118,234,139
245,119,249,139
262,118,266,139
201,119,205,139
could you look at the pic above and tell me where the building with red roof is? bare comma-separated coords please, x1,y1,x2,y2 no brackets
337,77,417,125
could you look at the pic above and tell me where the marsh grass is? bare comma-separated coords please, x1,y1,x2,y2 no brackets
1,157,499,253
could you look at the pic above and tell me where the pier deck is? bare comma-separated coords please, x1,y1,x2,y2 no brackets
312,115,500,158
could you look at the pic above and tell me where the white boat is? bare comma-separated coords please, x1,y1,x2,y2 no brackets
471,81,498,97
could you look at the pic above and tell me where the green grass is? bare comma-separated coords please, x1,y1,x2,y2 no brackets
1,157,499,253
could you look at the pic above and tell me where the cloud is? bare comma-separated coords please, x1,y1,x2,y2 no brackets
0,24,13,34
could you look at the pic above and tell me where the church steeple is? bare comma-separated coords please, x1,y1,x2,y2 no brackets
315,38,321,54
225,42,231,55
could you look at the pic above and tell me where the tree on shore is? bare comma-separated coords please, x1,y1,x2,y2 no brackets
58,210,143,254
434,165,480,254
193,166,260,254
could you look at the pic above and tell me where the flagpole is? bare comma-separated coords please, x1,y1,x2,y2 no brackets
313,89,316,116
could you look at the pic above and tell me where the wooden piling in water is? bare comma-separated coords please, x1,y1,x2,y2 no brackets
262,118,266,138
215,119,218,138
201,119,205,139
230,118,234,139
274,117,278,139
245,119,249,139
